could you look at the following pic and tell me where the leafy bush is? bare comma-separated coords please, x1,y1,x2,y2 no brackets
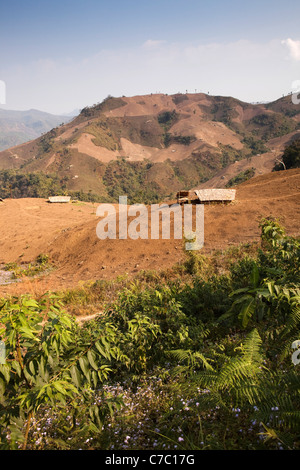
164,134,197,147
226,168,255,187
0,218,299,450
157,110,178,128
242,136,269,154
0,295,127,449
273,139,300,170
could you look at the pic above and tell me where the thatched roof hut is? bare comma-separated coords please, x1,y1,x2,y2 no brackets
176,188,236,204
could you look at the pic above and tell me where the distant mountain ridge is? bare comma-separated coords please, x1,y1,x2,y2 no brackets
0,92,299,202
0,108,73,151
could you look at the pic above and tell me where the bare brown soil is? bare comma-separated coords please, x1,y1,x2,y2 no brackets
0,168,299,297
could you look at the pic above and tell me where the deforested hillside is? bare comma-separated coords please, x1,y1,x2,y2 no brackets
0,93,299,202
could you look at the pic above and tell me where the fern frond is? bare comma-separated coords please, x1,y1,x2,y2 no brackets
281,305,300,337
214,329,265,391
167,349,214,371
279,333,300,361
231,383,264,406
216,357,263,391
242,328,263,361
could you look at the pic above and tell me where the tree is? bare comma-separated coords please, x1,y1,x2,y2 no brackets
274,139,300,170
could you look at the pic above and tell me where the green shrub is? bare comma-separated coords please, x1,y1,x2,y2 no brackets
0,295,126,449
273,139,300,170
226,168,255,187
1,217,299,450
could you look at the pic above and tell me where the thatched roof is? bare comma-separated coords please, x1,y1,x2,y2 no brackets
194,189,236,202
48,196,71,203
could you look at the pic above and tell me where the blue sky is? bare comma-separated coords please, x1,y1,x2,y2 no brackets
1,0,300,114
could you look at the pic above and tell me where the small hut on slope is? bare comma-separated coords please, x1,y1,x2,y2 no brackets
176,188,236,204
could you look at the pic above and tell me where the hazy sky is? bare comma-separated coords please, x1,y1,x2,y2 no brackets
1,0,300,114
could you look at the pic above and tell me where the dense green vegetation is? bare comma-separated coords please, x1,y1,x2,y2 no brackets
0,218,299,450
0,159,207,204
163,133,197,148
82,121,119,151
210,97,242,128
102,156,217,204
226,168,256,187
103,159,162,204
157,110,178,128
249,113,296,141
0,169,107,202
38,129,57,154
273,139,300,171
218,144,247,168
0,170,68,199
241,136,269,155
